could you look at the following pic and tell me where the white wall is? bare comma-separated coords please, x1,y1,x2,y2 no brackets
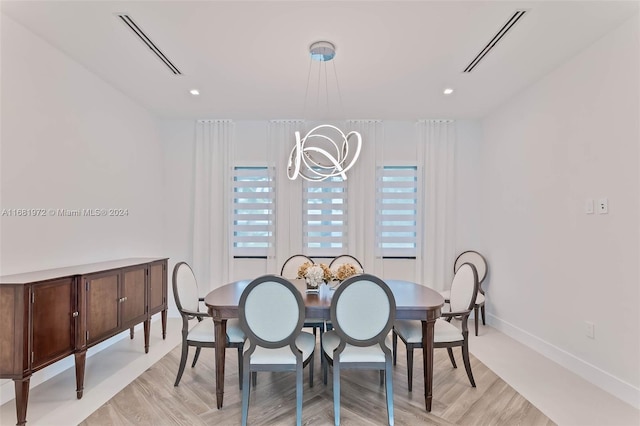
481,15,639,407
0,15,165,274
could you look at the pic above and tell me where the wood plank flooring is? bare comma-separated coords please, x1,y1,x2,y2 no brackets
80,336,554,425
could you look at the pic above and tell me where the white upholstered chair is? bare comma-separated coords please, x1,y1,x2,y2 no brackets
322,274,396,426
393,263,479,390
440,251,488,336
172,262,245,387
238,275,315,426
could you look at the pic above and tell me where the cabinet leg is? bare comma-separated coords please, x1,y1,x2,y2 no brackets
144,319,150,354
14,376,30,426
75,350,86,399
161,309,167,339
130,326,134,339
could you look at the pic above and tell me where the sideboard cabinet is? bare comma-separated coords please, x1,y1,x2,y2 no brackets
0,258,168,426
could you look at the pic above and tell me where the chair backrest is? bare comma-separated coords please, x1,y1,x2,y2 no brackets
449,263,479,313
280,254,314,279
454,250,487,285
172,262,200,314
330,274,395,347
239,275,305,349
329,254,364,272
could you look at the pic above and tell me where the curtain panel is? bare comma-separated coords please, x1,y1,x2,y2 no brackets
346,120,384,276
416,120,457,291
192,120,233,292
268,120,305,272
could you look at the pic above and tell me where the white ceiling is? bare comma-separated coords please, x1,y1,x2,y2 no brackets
2,1,638,120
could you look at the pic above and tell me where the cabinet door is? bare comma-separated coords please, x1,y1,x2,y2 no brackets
148,261,166,315
121,267,146,327
86,272,119,345
31,278,75,370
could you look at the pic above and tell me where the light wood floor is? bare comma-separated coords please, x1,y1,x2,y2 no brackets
80,336,554,426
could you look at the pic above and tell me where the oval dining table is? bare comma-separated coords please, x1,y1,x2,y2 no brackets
204,278,444,412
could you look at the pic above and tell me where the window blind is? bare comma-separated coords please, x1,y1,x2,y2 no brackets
376,166,418,257
232,167,274,257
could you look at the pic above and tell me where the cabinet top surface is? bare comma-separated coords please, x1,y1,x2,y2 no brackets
0,258,168,285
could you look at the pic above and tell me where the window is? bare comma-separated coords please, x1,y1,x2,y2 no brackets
376,166,417,257
303,176,347,256
232,167,274,257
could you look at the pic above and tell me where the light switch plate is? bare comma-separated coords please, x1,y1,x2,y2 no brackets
585,199,594,214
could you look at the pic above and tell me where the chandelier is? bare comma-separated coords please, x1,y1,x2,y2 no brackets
287,41,362,182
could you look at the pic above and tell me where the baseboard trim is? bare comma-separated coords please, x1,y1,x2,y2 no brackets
487,313,640,409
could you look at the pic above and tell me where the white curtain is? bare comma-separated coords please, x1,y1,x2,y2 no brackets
192,120,233,293
268,120,305,273
416,120,457,291
346,120,384,276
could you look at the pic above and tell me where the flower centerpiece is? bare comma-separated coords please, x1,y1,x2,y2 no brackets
297,262,332,290
332,263,362,282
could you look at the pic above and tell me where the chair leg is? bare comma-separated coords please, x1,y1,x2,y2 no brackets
462,344,476,387
238,347,243,390
380,370,384,386
333,361,341,426
392,331,397,366
191,347,202,368
252,371,257,387
309,350,315,387
447,347,457,368
481,305,486,325
474,306,479,336
406,346,413,392
323,355,328,385
241,360,251,426
174,341,189,386
296,362,303,426
385,358,395,426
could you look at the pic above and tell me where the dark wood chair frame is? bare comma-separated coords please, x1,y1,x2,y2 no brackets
172,262,244,388
328,254,364,271
451,250,488,336
322,274,396,426
392,263,479,390
238,275,314,426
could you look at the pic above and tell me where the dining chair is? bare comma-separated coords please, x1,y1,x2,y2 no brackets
322,274,396,426
440,250,488,336
172,261,245,387
238,275,315,426
328,254,364,271
392,262,479,390
280,254,325,341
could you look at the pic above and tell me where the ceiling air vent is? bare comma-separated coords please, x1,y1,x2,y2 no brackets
463,10,527,73
117,14,182,75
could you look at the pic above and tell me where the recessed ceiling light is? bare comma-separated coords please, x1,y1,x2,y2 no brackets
443,88,454,95
190,89,200,96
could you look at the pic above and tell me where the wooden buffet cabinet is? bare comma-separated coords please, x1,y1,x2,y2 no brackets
0,258,168,426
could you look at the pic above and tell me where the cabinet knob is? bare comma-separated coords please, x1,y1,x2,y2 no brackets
72,311,79,317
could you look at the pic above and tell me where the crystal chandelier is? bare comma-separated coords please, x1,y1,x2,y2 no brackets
287,41,362,182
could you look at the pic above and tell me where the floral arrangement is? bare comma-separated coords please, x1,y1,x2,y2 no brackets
297,262,333,289
332,263,362,281
296,261,313,279
297,261,361,286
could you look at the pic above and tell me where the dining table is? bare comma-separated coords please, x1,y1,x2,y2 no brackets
204,277,444,412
